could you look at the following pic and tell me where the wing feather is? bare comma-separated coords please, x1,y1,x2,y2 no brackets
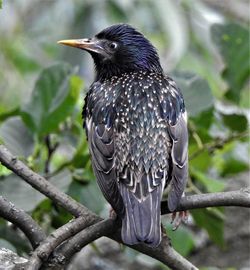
167,112,188,211
158,78,188,211
87,118,125,217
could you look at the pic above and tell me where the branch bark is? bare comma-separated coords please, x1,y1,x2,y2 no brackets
0,144,99,219
46,219,197,270
161,188,250,214
47,189,250,269
1,144,198,270
1,144,249,270
0,196,46,248
26,216,91,270
46,219,117,270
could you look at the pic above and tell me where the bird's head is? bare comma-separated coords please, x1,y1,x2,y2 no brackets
58,24,163,81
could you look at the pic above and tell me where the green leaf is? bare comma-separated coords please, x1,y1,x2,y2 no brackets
0,165,11,177
0,222,30,254
190,167,225,193
239,86,250,108
32,199,52,226
211,23,250,103
221,113,248,132
164,224,195,256
0,108,20,123
173,72,214,117
0,116,34,157
2,41,40,74
68,180,105,214
212,141,249,176
191,208,225,248
191,108,214,130
107,0,128,21
190,150,212,171
0,239,17,252
21,64,82,136
0,169,72,212
220,157,249,177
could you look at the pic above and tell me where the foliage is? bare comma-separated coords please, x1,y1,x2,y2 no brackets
0,1,249,268
21,64,82,137
211,23,250,103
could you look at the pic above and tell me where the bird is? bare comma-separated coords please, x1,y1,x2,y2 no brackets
58,23,188,247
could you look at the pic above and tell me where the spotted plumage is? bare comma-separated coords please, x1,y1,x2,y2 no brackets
58,24,188,247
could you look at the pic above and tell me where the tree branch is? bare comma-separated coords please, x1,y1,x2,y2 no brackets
26,216,92,270
189,131,248,160
1,144,249,270
47,188,250,269
46,219,117,270
161,188,250,214
0,144,98,220
48,219,198,270
129,234,198,270
0,196,46,249
0,144,198,270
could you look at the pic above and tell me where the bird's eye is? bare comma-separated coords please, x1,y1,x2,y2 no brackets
109,42,118,50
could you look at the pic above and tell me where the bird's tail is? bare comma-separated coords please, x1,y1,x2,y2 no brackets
119,182,162,247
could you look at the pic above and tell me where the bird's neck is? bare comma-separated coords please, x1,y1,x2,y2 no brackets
93,58,163,82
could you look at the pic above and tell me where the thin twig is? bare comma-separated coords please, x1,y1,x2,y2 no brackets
26,216,93,270
189,131,248,160
44,135,59,174
0,196,46,249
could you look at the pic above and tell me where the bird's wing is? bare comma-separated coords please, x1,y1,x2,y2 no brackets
159,77,188,211
83,87,125,218
167,114,188,211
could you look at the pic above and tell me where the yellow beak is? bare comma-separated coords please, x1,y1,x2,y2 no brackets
57,38,102,54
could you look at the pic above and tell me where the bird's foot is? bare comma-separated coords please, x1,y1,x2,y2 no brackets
171,210,189,231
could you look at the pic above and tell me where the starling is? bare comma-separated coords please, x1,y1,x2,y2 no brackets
58,24,188,247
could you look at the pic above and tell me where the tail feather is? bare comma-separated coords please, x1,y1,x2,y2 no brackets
119,182,162,247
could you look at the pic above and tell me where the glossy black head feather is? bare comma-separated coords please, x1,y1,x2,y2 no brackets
91,24,163,81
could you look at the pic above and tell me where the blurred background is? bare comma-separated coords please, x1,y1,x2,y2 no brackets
0,0,249,269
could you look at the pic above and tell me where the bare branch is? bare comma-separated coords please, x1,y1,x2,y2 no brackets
0,196,46,249
1,144,249,270
26,216,92,270
45,188,250,269
1,144,198,270
48,220,198,270
46,219,117,270
130,235,198,270
161,188,250,214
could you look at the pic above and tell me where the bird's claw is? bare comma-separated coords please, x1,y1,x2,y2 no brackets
171,210,189,231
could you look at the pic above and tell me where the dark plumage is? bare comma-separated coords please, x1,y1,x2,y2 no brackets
58,24,188,247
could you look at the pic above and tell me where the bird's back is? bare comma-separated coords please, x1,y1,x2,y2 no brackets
84,70,188,247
